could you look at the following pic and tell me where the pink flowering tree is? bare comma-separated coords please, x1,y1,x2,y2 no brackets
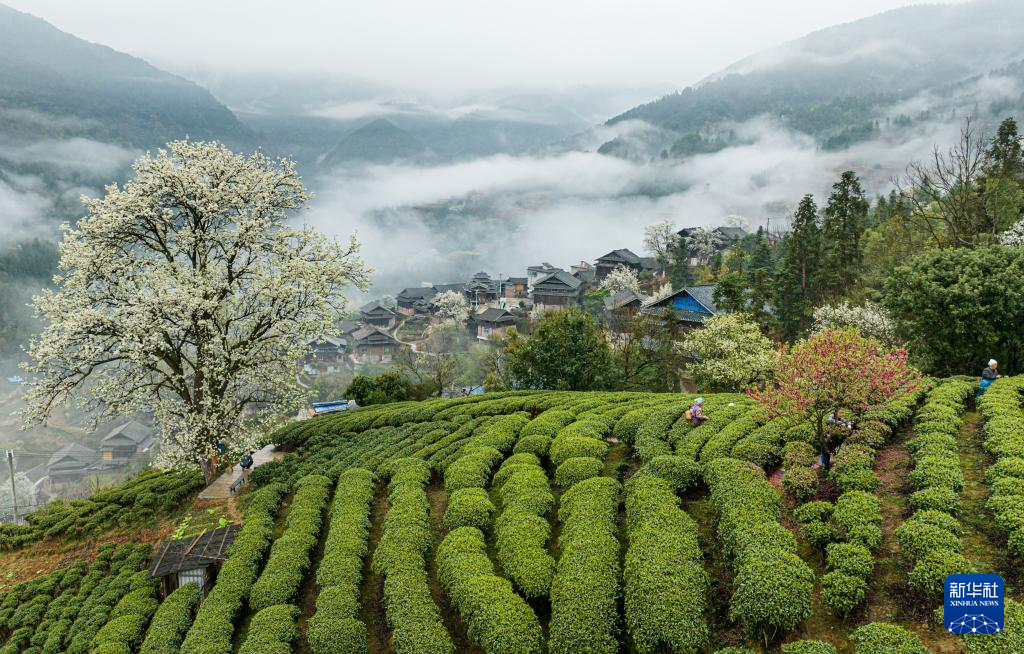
747,328,921,469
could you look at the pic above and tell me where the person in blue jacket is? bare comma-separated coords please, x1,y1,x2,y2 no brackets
979,359,1003,396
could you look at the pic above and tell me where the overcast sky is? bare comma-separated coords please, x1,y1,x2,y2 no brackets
6,0,966,97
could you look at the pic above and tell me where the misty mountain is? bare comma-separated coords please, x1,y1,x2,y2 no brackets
604,0,1024,158
322,118,431,166
0,2,252,149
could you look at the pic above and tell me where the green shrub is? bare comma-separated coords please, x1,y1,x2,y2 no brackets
624,476,709,654
907,549,975,598
444,446,503,491
501,452,541,468
831,492,882,535
140,582,201,654
849,623,927,654
238,604,300,654
250,475,332,612
512,435,552,458
437,527,543,654
783,441,818,468
821,571,867,616
782,466,819,501
825,542,873,578
549,477,621,654
799,520,835,549
443,488,495,532
307,587,369,654
555,457,603,488
729,551,814,644
782,641,838,654
793,501,834,524
895,520,960,560
549,436,609,468
637,455,701,493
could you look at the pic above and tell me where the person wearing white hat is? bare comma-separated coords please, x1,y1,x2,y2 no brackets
690,397,708,427
979,359,1003,396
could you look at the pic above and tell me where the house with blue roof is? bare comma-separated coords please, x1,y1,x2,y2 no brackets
641,284,721,327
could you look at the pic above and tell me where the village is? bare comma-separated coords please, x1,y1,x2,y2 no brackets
304,223,754,391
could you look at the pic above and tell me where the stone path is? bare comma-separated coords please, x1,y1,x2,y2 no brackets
197,444,282,500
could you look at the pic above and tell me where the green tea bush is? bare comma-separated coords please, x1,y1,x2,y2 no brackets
371,458,453,654
512,435,552,457
978,378,1024,556
793,501,833,524
781,641,837,654
554,457,603,488
624,475,709,654
908,549,975,598
821,571,867,617
704,458,813,645
549,436,609,468
849,622,927,654
444,446,503,491
895,520,960,560
238,604,300,654
443,488,495,532
826,542,873,578
783,441,818,468
495,461,555,599
437,527,543,654
249,475,332,612
308,468,375,654
700,411,765,463
139,582,201,654
636,455,701,493
180,483,287,654
782,466,819,502
549,477,621,654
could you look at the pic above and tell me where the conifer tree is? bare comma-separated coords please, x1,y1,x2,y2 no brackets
774,195,822,338
821,171,868,298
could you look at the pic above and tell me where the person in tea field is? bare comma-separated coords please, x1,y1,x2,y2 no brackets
979,359,1004,396
687,397,708,427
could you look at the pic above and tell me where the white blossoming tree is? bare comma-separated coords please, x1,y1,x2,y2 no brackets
21,140,371,482
643,219,679,265
600,265,641,294
682,313,774,392
999,218,1024,246
685,227,725,265
433,290,470,323
812,301,899,347
646,282,674,305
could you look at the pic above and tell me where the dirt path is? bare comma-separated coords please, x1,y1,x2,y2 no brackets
425,477,478,654
294,490,334,654
359,482,390,654
957,410,1020,590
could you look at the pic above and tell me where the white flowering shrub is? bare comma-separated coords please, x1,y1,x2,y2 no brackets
433,290,469,322
812,302,898,346
999,218,1024,247
20,140,370,479
600,265,641,294
683,313,774,392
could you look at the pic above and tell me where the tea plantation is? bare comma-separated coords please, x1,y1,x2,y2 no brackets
2,381,1023,653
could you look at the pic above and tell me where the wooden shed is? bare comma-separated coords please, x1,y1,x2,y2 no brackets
147,525,239,598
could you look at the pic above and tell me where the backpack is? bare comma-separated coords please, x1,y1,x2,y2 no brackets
240,454,254,469
684,408,693,421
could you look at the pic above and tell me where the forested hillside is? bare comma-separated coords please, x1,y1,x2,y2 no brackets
605,0,1024,157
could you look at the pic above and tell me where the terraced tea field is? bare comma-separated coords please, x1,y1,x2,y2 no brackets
2,381,1023,654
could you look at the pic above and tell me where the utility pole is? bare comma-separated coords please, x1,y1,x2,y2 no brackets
6,450,18,523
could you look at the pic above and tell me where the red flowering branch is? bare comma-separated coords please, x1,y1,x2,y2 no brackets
747,328,921,469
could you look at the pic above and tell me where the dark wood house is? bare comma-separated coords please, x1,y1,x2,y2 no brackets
47,443,98,484
304,336,346,375
99,420,153,466
467,272,498,308
350,325,400,363
531,270,583,310
359,301,397,328
603,289,645,318
641,284,720,328
503,277,528,299
474,307,517,340
594,248,657,280
396,287,437,316
148,525,240,598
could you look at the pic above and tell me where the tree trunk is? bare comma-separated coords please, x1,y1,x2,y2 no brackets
200,457,217,485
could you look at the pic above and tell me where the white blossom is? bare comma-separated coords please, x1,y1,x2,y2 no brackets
812,301,899,346
685,227,725,265
600,265,641,294
998,218,1024,247
647,282,674,304
433,290,470,323
643,219,679,263
20,140,371,479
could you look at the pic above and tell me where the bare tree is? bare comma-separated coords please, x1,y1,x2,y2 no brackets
895,118,988,247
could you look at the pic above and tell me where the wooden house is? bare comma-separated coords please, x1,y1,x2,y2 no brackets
603,289,645,317
474,307,517,340
503,277,528,299
594,249,657,280
527,263,561,289
350,325,400,363
531,270,583,310
641,284,720,328
359,301,398,329
99,420,153,466
396,287,437,316
148,525,240,598
467,272,499,308
46,443,98,484
303,336,346,375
